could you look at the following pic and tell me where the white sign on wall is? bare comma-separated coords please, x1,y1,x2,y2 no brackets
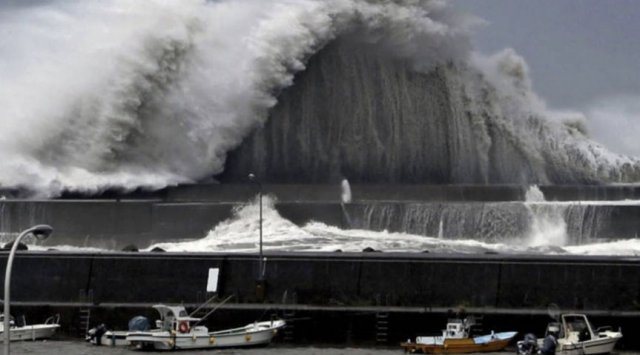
206,268,220,293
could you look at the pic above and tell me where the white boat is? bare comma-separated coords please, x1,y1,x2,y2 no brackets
0,314,60,342
518,314,622,355
126,304,285,350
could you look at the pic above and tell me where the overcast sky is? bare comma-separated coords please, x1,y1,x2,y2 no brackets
454,0,640,109
453,0,640,157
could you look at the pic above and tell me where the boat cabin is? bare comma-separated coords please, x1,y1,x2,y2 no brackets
440,317,478,339
152,305,201,333
560,314,595,342
443,319,467,339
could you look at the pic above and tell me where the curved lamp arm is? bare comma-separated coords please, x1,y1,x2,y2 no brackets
4,224,53,354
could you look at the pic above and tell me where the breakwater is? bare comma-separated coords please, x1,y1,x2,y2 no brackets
3,251,637,310
2,184,640,249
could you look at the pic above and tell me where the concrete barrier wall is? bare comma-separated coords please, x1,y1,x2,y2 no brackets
7,183,640,202
1,252,639,312
150,203,235,241
0,201,155,249
163,184,527,202
496,261,640,309
133,183,640,202
8,254,93,303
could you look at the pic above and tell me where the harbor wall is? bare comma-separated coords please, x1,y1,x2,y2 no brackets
1,252,638,348
1,252,638,310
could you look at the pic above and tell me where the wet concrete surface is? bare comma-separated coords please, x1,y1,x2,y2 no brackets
6,341,638,355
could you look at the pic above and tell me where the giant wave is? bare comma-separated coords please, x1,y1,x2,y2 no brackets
1,0,639,196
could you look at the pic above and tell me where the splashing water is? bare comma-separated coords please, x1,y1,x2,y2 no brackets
4,1,640,256
525,185,545,202
148,196,514,253
523,185,568,247
0,0,475,195
1,0,639,196
143,196,640,256
341,179,352,204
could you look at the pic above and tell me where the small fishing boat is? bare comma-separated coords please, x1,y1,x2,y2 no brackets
517,313,622,355
0,314,60,342
401,317,516,354
126,304,285,350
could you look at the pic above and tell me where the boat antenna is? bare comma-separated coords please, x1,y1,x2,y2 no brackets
191,294,234,327
189,294,225,317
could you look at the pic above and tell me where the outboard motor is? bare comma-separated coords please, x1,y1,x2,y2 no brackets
128,315,151,331
516,333,539,355
86,323,107,345
540,323,560,355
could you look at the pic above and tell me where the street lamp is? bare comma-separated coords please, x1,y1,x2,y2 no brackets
247,173,264,280
3,224,53,354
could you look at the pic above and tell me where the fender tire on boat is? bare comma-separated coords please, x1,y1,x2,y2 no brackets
178,321,190,333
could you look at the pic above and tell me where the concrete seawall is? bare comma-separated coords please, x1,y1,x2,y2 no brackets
1,251,638,347
2,198,640,249
1,252,638,310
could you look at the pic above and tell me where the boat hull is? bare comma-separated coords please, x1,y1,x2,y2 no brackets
0,324,60,342
89,330,130,347
401,337,512,354
557,335,622,355
127,321,284,350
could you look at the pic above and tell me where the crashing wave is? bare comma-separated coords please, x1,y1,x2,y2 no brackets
0,0,638,196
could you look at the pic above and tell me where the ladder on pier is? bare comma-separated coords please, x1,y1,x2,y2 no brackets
282,309,296,342
78,307,91,337
375,312,389,344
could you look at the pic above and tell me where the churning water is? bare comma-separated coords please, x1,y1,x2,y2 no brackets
1,0,640,195
143,189,640,256
3,1,640,256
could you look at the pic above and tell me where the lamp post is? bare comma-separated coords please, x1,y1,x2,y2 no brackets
248,173,263,279
3,224,53,354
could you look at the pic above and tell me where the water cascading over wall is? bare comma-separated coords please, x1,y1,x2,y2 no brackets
219,37,640,185
221,38,523,183
343,201,617,245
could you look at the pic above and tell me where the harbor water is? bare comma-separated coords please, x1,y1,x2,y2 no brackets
8,341,640,355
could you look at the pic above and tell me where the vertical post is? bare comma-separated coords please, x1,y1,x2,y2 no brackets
3,225,53,355
4,240,19,355
258,186,263,279
248,174,265,284
248,173,266,301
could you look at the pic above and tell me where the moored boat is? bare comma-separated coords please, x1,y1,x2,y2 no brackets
126,304,285,350
0,314,60,342
518,314,622,355
401,317,517,354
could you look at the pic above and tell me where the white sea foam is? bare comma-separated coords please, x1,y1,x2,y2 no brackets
0,0,475,196
141,196,640,256
1,0,638,196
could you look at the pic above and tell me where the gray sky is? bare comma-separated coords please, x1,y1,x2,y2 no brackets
453,0,640,110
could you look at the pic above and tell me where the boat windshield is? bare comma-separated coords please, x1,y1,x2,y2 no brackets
563,315,592,341
565,316,587,332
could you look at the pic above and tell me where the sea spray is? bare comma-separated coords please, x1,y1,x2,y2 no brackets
523,185,568,247
2,0,639,196
0,0,475,195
